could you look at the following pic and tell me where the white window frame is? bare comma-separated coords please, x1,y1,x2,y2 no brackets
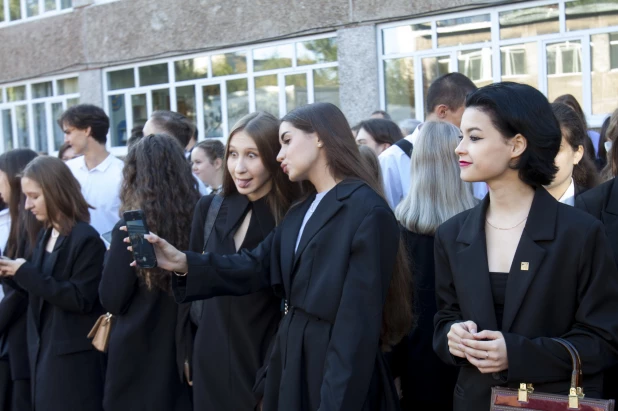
103,32,339,156
0,73,80,154
0,0,73,27
378,0,618,127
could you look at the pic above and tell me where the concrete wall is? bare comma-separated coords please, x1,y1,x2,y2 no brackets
0,0,488,83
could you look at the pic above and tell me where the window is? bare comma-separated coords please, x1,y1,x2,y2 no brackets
1,0,71,24
379,0,618,125
103,34,339,149
0,75,79,153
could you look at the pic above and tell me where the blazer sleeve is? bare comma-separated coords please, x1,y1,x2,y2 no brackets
504,220,618,383
99,223,138,315
13,234,105,314
172,229,276,303
432,226,469,367
317,206,399,411
0,284,27,335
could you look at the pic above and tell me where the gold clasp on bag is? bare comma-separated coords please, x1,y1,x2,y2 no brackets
568,387,586,409
518,383,534,402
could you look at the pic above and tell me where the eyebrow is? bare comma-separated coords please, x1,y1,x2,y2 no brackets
228,145,258,151
465,127,483,133
279,131,290,140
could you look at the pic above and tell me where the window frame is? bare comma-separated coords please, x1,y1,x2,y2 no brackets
0,0,72,27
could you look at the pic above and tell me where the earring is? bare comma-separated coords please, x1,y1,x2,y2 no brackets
317,142,323,148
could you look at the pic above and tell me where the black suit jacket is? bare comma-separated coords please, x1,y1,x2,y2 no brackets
174,180,401,411
434,187,618,411
13,222,106,411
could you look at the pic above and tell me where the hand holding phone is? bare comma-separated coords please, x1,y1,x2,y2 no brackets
123,210,157,269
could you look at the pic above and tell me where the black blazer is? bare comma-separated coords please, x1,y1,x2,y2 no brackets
433,187,618,411
576,177,618,401
174,193,281,410
99,221,192,411
392,229,458,410
13,222,106,411
174,180,401,411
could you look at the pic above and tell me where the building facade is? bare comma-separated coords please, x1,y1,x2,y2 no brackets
0,0,617,155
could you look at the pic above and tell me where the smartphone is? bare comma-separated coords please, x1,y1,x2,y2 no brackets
123,210,157,269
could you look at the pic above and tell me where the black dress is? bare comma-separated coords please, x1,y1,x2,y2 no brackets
99,221,192,411
174,194,282,410
393,230,458,411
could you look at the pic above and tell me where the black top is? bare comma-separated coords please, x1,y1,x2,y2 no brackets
488,272,508,330
99,220,191,411
174,193,281,410
176,181,402,411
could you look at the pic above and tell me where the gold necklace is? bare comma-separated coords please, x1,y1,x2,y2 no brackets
485,216,527,230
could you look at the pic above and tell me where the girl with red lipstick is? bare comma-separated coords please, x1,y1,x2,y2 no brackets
128,102,412,411
174,111,301,411
433,82,618,410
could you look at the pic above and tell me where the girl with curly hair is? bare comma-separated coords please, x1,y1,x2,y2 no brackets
99,134,199,411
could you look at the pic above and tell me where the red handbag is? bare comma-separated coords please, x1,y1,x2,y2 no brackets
490,338,614,411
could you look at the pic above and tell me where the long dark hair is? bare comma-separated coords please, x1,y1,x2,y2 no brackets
551,103,600,190
222,111,302,223
281,102,413,349
358,118,403,145
602,108,618,180
553,94,596,163
22,156,92,236
0,149,42,259
120,134,200,291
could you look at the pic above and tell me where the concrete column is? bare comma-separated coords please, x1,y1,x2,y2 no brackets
78,69,104,108
337,25,380,126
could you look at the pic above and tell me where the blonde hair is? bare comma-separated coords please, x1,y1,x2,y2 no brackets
396,121,477,235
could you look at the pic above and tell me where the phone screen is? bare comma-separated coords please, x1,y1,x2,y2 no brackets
124,212,157,268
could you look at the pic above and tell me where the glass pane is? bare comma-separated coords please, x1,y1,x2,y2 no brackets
139,63,169,87
152,88,170,111
211,52,247,77
253,45,293,72
32,81,53,98
285,74,307,112
57,77,78,95
591,33,618,115
422,55,450,108
297,38,338,65
109,95,127,147
499,5,560,40
61,0,71,9
202,85,223,138
566,0,618,32
7,86,26,102
108,69,135,91
26,0,39,17
382,23,432,55
384,57,415,123
9,0,21,21
45,0,56,12
437,15,491,47
52,102,64,150
176,86,196,123
15,106,29,149
175,57,209,81
314,67,340,107
546,40,583,104
33,103,48,152
227,79,249,130
2,110,14,151
67,97,79,107
0,1,4,21
457,48,492,88
500,43,538,88
255,75,279,116
131,94,147,130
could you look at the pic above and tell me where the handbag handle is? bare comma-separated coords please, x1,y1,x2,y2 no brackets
518,338,585,408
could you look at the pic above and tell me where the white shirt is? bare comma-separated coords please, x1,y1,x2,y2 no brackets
558,178,576,207
379,125,488,209
67,154,124,235
195,175,210,196
295,189,330,252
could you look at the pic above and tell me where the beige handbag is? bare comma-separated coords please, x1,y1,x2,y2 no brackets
87,313,113,353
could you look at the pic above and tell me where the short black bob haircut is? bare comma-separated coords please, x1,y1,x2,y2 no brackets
465,82,560,187
57,104,110,145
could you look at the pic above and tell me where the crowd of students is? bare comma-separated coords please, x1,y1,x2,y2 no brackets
0,72,616,411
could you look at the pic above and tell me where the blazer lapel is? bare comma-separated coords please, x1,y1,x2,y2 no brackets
38,231,68,317
454,197,498,331
502,188,554,332
280,195,313,280
221,194,250,240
